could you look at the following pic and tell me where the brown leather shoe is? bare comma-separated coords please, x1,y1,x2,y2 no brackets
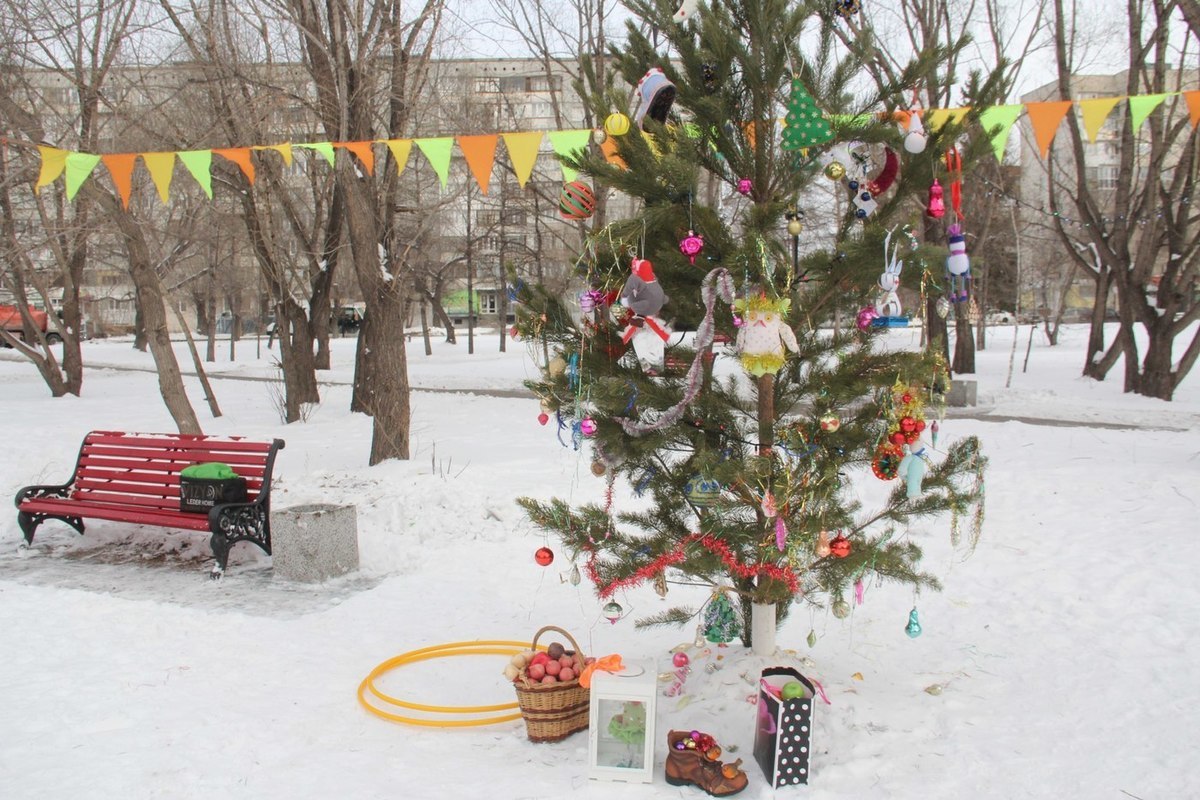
664,730,749,796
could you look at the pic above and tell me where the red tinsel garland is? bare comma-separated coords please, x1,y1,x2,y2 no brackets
587,532,800,599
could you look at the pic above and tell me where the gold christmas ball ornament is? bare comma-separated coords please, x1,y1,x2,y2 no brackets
832,597,851,619
591,461,607,477
604,113,631,136
824,160,846,181
787,219,804,236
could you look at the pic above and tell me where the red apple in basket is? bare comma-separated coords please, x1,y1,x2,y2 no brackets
527,663,546,681
560,667,575,682
544,660,562,677
541,675,558,684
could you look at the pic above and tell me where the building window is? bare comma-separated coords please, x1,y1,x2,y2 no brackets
480,292,498,314
526,75,562,92
1098,165,1119,189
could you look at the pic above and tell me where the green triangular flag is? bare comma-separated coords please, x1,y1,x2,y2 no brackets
782,78,834,151
1128,93,1169,135
546,129,592,182
64,152,101,201
178,150,213,198
978,104,1023,162
296,141,335,166
415,137,454,187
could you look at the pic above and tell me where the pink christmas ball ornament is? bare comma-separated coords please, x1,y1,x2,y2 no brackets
580,417,598,436
673,652,690,668
737,178,753,196
679,231,705,265
856,306,879,331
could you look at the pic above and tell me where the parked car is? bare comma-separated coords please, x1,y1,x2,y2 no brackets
985,310,1015,325
0,304,61,345
335,306,364,334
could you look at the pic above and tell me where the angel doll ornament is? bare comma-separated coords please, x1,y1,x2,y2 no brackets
733,294,799,376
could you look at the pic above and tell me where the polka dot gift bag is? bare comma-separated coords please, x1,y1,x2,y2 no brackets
752,667,816,787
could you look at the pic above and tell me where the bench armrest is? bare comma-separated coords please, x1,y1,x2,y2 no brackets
15,482,73,507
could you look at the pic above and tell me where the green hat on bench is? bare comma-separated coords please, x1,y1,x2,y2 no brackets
181,462,240,480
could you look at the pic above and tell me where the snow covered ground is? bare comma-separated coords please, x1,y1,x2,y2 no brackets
0,323,1197,799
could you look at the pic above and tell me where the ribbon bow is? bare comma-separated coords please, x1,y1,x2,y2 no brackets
579,654,624,688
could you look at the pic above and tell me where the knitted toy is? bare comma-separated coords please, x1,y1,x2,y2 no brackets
733,294,799,377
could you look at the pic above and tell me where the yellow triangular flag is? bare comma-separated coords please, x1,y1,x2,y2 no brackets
1078,97,1123,142
142,152,176,204
36,146,69,191
255,143,293,167
925,107,970,132
501,131,543,188
384,139,412,175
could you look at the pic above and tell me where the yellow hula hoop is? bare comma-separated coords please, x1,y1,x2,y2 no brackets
357,640,542,727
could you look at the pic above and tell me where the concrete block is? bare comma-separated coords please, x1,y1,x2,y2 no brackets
947,379,977,407
272,503,359,582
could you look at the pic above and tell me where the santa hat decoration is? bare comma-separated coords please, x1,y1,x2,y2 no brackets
631,258,656,281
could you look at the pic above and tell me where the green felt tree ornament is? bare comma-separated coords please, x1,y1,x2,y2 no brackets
781,77,834,151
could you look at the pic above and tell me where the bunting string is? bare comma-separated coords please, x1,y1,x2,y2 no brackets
16,89,1200,206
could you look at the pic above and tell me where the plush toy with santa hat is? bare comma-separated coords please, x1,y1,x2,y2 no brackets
619,258,670,372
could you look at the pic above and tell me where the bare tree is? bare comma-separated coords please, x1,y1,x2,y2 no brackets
281,0,446,463
1045,0,1200,398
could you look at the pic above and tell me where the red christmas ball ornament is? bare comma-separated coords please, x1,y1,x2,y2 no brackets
535,546,555,566
558,181,596,221
829,534,851,558
679,230,705,265
890,431,907,446
901,393,913,404
537,412,550,426
899,416,917,433
916,419,926,432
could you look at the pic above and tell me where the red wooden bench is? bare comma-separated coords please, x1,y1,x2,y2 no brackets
15,431,285,577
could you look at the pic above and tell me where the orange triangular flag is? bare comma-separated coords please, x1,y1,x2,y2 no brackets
1026,100,1074,158
1184,91,1200,128
337,141,375,175
213,147,255,183
501,131,543,188
142,151,176,204
101,153,138,208
458,134,498,194
744,121,756,151
599,136,626,169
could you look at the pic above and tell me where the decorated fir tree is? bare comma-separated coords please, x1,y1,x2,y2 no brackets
516,0,989,652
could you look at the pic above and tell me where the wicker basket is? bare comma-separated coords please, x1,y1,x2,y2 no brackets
513,625,590,743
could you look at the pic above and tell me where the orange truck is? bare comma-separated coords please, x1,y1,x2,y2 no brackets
0,304,61,345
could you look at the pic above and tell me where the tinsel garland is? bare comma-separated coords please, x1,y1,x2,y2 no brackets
618,267,735,436
587,531,800,599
